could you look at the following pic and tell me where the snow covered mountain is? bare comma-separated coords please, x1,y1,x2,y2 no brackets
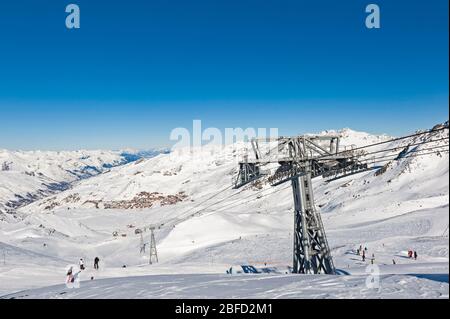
13,128,394,213
0,149,169,220
0,124,448,298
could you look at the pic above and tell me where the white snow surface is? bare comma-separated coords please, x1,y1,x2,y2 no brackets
0,126,448,298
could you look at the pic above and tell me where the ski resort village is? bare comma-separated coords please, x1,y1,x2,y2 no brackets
0,122,448,299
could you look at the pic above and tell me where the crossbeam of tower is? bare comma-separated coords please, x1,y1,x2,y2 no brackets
234,135,364,274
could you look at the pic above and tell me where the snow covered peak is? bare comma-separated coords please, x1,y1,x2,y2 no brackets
315,128,392,149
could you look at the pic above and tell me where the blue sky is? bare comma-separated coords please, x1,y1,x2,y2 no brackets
0,0,448,150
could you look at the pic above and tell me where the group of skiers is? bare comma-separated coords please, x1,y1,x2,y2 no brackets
66,257,101,284
356,246,371,263
77,257,100,270
408,250,418,260
355,244,419,266
356,245,375,263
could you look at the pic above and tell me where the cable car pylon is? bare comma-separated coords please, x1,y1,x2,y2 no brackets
149,227,158,265
234,135,360,274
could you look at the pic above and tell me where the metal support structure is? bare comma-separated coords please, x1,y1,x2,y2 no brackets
251,139,262,160
291,166,335,274
149,228,158,265
234,162,261,188
234,135,349,274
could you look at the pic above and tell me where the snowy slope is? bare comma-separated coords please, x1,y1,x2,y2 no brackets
0,124,448,298
3,268,448,299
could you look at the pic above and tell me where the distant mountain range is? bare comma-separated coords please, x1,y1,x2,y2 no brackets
0,148,169,218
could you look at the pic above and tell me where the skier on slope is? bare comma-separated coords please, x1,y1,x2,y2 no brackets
79,258,85,270
94,257,100,270
66,266,74,283
414,251,418,260
66,265,81,287
362,250,366,262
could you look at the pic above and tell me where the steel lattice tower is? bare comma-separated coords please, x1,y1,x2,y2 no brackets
149,228,158,265
291,165,335,274
234,135,365,274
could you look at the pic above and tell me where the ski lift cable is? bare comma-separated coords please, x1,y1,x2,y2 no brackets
167,185,252,225
323,144,449,170
185,178,295,216
232,135,448,189
132,146,448,258
195,186,289,217
314,126,449,161
128,185,233,234
139,184,246,232
158,178,299,227
206,147,449,215
315,136,448,169
348,136,449,160
210,144,449,212
201,185,292,215
135,135,448,235
355,144,449,163
347,126,448,153
150,180,286,231
353,146,449,165
171,184,234,219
